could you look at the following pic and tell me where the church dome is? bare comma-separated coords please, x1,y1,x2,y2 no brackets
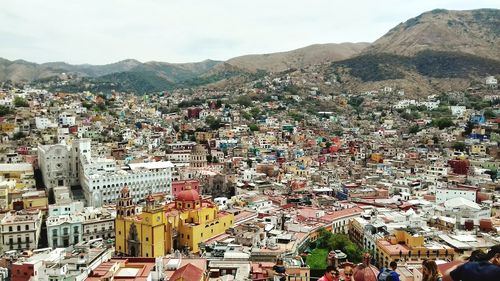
352,253,380,281
176,188,200,202
191,144,207,154
121,186,130,195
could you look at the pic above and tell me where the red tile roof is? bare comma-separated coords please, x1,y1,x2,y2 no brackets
169,263,204,281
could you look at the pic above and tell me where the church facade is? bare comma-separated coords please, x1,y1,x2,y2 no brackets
115,185,234,257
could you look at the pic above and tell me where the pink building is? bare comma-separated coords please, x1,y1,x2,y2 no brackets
171,180,200,197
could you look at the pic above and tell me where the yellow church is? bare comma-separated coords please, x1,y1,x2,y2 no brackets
115,185,234,257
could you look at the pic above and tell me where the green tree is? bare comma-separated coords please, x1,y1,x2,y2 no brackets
0,105,13,116
431,118,454,129
250,107,261,118
249,124,259,132
409,125,421,134
315,228,362,263
12,131,26,140
237,95,252,107
348,97,364,108
14,97,29,107
484,109,496,119
452,142,466,151
205,116,222,130
241,112,252,120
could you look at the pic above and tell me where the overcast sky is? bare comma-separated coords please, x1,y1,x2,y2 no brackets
1,0,498,65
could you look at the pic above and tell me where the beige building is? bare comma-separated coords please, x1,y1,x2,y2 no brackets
0,209,43,254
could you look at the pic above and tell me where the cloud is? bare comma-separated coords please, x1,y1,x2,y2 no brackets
0,0,498,64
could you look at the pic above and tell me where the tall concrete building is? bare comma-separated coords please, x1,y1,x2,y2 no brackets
81,161,173,207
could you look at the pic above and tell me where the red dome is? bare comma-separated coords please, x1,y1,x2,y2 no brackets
352,253,380,281
176,188,200,201
121,186,130,194
352,265,380,281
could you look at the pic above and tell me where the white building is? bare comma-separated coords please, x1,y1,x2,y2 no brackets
449,106,467,117
81,207,115,242
81,161,173,207
46,213,83,248
35,117,57,130
38,139,91,189
436,186,477,204
486,76,498,88
58,112,76,126
0,209,43,254
439,197,491,226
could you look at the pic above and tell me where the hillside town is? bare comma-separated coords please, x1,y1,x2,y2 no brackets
0,67,498,281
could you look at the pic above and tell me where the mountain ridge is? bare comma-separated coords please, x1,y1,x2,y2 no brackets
1,8,498,92
365,8,499,60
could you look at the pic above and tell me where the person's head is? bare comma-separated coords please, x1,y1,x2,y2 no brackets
276,258,283,265
466,249,486,261
422,259,440,278
486,244,500,265
390,261,397,270
325,265,338,278
344,265,353,279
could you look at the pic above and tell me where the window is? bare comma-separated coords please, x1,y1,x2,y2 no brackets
17,226,21,231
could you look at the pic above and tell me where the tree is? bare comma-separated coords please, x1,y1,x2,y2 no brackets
348,96,364,108
431,118,454,129
0,105,13,116
315,228,362,263
12,131,26,140
250,107,261,119
452,142,466,151
14,97,29,107
205,116,222,130
236,95,252,107
249,124,259,132
409,125,420,134
241,112,252,120
484,109,496,119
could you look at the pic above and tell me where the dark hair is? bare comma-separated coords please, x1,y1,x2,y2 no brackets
485,244,500,260
390,261,397,268
326,265,337,273
467,249,486,261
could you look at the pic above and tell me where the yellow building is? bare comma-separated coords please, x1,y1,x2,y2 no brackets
115,187,167,258
370,153,383,163
115,186,234,257
0,123,16,133
195,131,213,142
376,229,455,267
0,163,35,189
471,144,486,155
